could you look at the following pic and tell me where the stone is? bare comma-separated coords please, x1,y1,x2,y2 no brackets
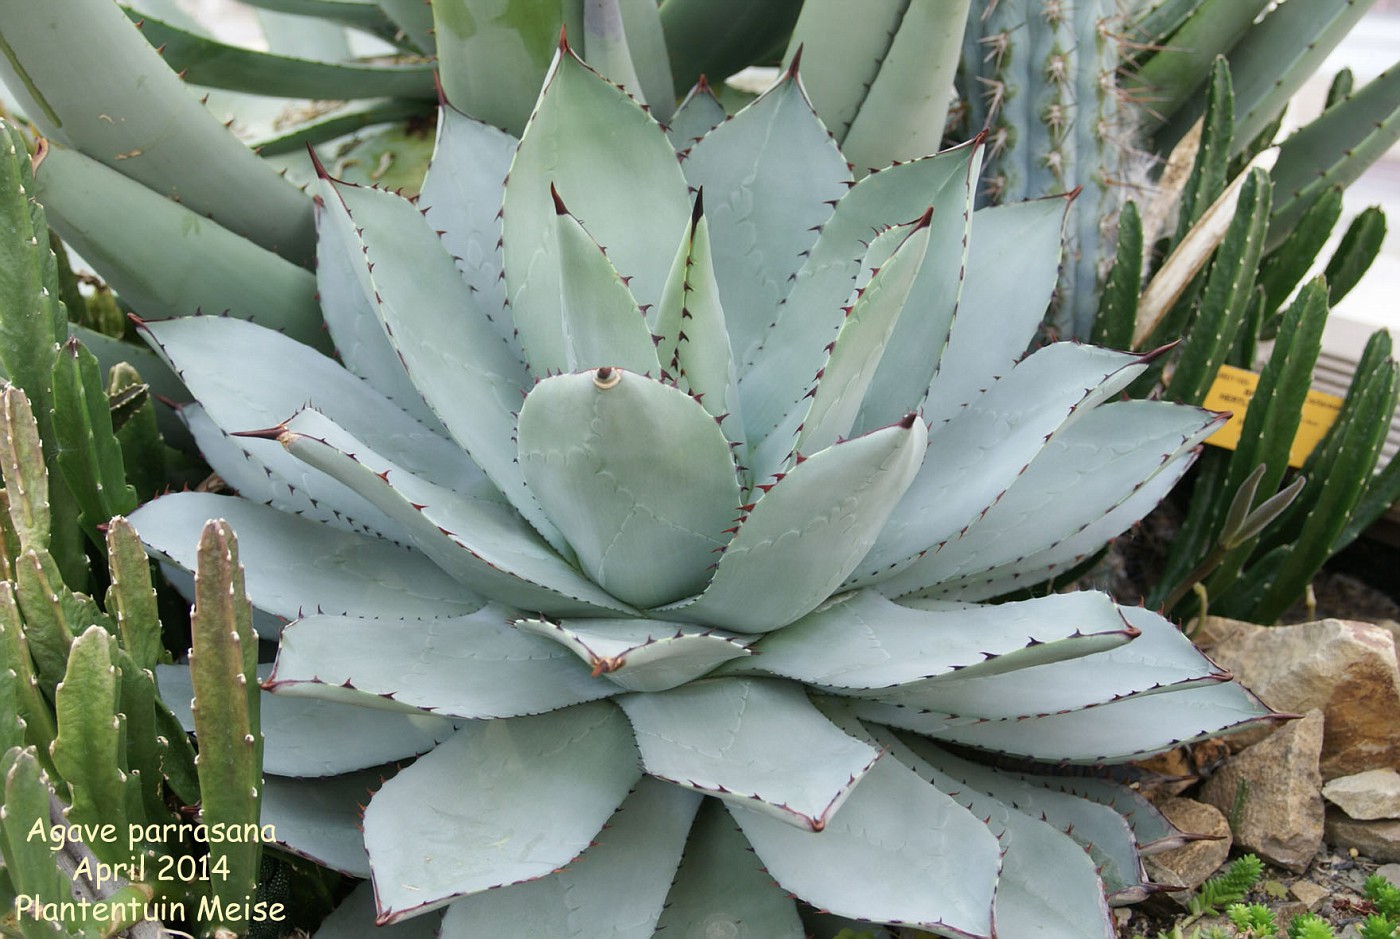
1143,798,1232,897
1204,618,1400,779
1322,769,1400,820
1377,863,1400,886
1200,709,1325,872
1325,810,1400,863
1289,879,1330,909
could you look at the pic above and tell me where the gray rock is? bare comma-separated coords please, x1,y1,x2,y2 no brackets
1325,810,1400,863
1377,863,1400,887
1143,798,1232,899
1200,709,1325,872
1322,768,1400,820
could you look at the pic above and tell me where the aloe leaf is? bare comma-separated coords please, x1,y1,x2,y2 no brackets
742,590,1135,692
875,729,1116,939
158,663,457,777
1,748,79,923
1166,167,1272,405
729,752,998,938
548,196,664,377
262,770,376,877
1092,200,1144,351
667,78,727,147
680,69,852,367
1324,205,1386,306
739,142,980,434
50,337,138,539
51,626,131,860
513,618,754,692
654,194,745,458
0,586,57,772
1268,64,1400,250
363,701,641,921
129,492,484,625
120,7,436,99
137,315,480,491
504,44,690,372
278,408,634,616
908,740,1148,903
104,516,160,666
855,343,1152,585
440,777,701,937
0,390,52,558
859,677,1277,764
617,677,880,829
661,417,925,633
38,149,326,351
418,106,517,353
518,370,741,608
0,0,314,264
1256,186,1342,328
315,881,444,939
924,195,1069,425
270,605,616,719
881,401,1216,596
1173,58,1236,247
110,645,165,825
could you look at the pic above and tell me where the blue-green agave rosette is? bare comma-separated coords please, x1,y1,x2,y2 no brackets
128,41,1275,939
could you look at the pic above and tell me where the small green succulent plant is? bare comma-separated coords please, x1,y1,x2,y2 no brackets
125,44,1277,937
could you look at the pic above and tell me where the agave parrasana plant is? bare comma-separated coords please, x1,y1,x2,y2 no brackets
122,42,1276,938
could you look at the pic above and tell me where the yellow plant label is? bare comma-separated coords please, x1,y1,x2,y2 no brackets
1200,364,1343,468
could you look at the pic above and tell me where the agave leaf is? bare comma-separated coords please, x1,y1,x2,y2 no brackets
906,740,1148,903
881,401,1217,596
661,417,926,633
315,882,444,939
729,753,998,938
137,316,481,492
658,0,802,96
278,408,634,616
547,197,664,377
740,590,1137,692
873,728,1116,939
262,770,377,877
36,148,326,351
859,677,1278,764
617,677,880,829
1130,0,1270,129
518,370,742,609
252,97,431,157
666,78,726,147
239,0,399,37
923,195,1069,425
854,343,1152,585
580,0,646,110
270,605,617,719
680,69,853,366
503,45,690,373
418,106,517,353
739,141,981,435
440,778,700,937
120,7,436,99
513,618,754,693
157,664,456,777
129,492,483,626
0,0,314,264
612,0,673,123
374,0,436,53
654,797,805,938
363,701,641,922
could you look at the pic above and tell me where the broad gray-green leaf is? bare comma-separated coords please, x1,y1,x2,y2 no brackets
858,679,1278,764
581,0,647,108
1008,771,1190,853
503,46,690,373
278,409,635,616
440,778,700,938
138,315,480,491
729,753,997,937
873,728,1116,939
654,798,805,938
547,199,663,376
661,417,925,632
618,678,880,829
612,0,673,122
130,493,482,626
739,141,981,438
853,343,1152,585
270,606,617,719
262,771,377,877
740,590,1135,693
924,196,1069,425
513,618,754,692
37,148,324,349
879,401,1217,595
681,69,852,365
363,701,641,921
518,370,742,609
418,106,517,352
315,882,443,939
157,664,456,777
666,78,727,147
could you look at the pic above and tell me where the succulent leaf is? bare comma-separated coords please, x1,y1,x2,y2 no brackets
261,770,376,877
666,79,726,147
